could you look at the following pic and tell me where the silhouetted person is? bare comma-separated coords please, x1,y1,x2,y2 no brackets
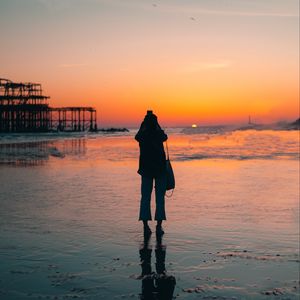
135,111,168,236
139,232,176,300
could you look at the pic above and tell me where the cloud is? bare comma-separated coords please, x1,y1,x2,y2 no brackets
59,63,88,68
33,1,299,18
182,60,232,73
148,2,299,18
190,9,298,18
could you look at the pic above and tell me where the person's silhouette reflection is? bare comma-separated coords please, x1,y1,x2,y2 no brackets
139,232,176,300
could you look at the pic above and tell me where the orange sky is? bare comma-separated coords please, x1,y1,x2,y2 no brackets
0,0,299,127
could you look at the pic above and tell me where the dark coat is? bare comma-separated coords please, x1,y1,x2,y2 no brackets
135,128,168,178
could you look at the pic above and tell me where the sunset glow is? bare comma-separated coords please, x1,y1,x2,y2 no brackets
0,0,299,126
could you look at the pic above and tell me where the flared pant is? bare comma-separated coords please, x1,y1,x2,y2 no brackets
139,175,166,221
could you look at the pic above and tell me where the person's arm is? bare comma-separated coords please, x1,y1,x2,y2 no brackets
135,130,142,142
159,129,168,142
155,122,167,142
135,122,145,142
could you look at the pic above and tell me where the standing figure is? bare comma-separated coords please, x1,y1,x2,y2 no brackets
135,111,168,235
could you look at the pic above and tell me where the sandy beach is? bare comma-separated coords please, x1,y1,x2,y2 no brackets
0,129,299,299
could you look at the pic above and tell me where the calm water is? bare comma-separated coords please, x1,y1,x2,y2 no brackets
0,129,299,299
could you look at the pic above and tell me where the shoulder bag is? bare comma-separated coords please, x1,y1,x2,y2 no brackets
165,141,175,195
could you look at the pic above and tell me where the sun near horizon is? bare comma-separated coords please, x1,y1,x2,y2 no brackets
0,0,299,127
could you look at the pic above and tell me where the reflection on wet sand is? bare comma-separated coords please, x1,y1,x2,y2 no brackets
0,139,86,166
0,131,298,299
139,233,176,300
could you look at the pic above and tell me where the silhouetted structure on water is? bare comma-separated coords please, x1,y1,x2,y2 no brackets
0,78,97,132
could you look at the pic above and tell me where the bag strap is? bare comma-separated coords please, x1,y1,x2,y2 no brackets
165,140,170,160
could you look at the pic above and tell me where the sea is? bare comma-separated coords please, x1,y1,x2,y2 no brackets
0,127,299,299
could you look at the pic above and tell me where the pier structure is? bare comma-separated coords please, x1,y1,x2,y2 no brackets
51,107,97,132
0,78,50,132
0,78,97,133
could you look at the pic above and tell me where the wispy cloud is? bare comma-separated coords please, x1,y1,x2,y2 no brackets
146,2,299,18
188,9,298,18
182,60,232,73
59,63,88,68
33,0,299,18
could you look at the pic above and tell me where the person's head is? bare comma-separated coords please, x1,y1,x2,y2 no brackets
143,110,158,130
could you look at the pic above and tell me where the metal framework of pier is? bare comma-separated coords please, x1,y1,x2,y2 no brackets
50,107,97,132
0,78,97,132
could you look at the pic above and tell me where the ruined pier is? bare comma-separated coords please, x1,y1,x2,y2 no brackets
0,78,97,133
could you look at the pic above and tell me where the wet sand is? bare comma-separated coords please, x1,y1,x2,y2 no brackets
0,131,299,299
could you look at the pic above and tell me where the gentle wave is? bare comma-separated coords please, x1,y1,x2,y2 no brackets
0,129,299,165
173,153,299,161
